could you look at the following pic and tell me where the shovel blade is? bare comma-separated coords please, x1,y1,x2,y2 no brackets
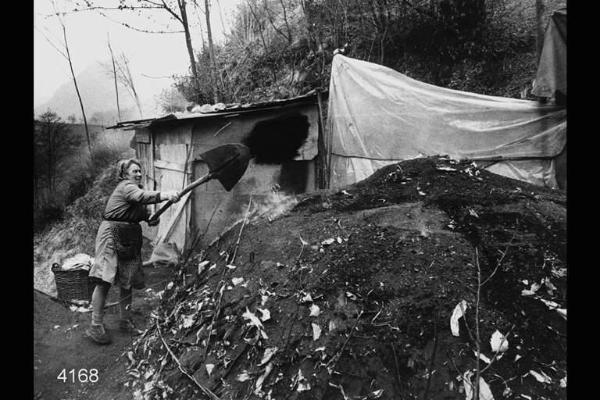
199,143,251,191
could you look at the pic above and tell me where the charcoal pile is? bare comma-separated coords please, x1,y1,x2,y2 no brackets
125,157,566,400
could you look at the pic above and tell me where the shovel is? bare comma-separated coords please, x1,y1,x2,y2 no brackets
147,143,251,223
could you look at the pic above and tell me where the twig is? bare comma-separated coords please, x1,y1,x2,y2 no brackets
327,310,364,370
423,308,439,400
156,319,221,400
474,248,482,400
480,324,517,374
481,235,515,286
229,195,253,264
391,343,402,389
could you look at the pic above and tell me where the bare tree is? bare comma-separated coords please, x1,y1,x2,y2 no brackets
41,0,93,155
115,53,144,118
74,0,202,102
107,34,122,120
202,0,220,102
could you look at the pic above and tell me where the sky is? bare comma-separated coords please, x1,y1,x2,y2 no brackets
34,0,243,109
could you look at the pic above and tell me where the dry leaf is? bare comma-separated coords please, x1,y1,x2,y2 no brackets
490,330,509,353
309,304,321,317
257,308,271,322
529,370,552,384
232,277,244,286
463,371,495,400
237,371,251,382
322,238,335,246
259,347,278,366
451,300,468,337
206,364,215,376
312,323,322,341
255,362,274,394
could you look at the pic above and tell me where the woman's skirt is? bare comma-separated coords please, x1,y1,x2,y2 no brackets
88,220,145,290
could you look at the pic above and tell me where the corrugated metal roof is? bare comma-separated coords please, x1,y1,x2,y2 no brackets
107,91,326,131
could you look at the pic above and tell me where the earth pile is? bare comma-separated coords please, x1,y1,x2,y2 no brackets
124,157,566,400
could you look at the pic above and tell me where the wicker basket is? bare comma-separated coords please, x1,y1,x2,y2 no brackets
51,263,95,302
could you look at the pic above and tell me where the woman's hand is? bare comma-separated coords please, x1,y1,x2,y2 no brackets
161,190,181,202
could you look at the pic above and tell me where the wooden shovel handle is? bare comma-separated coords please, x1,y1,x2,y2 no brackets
148,173,213,222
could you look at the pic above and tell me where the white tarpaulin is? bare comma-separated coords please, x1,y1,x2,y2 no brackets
326,55,566,189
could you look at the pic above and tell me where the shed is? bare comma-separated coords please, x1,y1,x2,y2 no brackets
109,92,329,251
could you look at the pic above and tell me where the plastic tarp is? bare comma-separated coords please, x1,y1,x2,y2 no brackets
326,55,566,189
532,8,567,98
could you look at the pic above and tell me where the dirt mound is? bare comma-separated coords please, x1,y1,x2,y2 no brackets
124,157,566,400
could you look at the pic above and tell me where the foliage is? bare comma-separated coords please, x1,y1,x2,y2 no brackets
173,0,564,104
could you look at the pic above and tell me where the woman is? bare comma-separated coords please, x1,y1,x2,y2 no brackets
85,158,180,345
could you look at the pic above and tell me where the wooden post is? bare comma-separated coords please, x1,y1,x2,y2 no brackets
316,91,328,189
535,0,545,63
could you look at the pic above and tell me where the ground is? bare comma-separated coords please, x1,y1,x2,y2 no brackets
33,262,174,400
33,157,566,400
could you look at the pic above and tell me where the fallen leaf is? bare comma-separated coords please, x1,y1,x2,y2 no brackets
490,330,509,353
309,304,321,317
209,263,217,270
232,277,244,286
322,238,335,246
237,371,251,382
255,362,274,394
206,364,215,376
451,300,468,337
296,369,311,392
560,376,567,388
521,282,541,296
469,209,479,218
463,371,495,400
474,351,491,364
337,237,343,244
514,354,522,362
346,291,357,300
226,264,237,270
182,315,195,328
198,260,210,274
257,308,271,322
556,308,567,320
259,347,278,366
312,323,322,341
529,370,552,384
300,293,313,303
261,295,269,306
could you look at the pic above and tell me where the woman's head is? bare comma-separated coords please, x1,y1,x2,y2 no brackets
118,158,143,184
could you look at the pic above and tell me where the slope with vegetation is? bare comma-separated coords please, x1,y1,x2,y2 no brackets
168,0,566,108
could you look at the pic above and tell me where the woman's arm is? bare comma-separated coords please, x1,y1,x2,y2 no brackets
123,182,181,204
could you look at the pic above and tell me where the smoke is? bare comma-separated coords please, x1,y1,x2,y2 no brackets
251,191,299,222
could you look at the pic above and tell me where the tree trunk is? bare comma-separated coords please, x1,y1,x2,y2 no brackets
204,0,220,103
107,36,121,121
535,0,545,63
61,23,92,155
179,0,201,102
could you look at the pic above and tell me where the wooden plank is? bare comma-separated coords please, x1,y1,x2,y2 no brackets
135,129,151,143
154,159,193,174
156,191,192,244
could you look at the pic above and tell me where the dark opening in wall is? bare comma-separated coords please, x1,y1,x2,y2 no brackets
242,113,310,164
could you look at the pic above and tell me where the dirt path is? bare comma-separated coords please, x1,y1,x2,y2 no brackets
34,264,175,400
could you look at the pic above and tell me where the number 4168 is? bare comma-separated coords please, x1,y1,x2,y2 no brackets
57,368,98,383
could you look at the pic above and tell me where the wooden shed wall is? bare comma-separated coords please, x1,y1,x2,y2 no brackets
137,102,322,250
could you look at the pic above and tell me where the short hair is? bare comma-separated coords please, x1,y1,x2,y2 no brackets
117,158,142,180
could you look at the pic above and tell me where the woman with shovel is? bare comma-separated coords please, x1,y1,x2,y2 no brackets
85,158,180,345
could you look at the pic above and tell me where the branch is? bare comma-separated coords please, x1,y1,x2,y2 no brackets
156,319,221,400
96,9,184,33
